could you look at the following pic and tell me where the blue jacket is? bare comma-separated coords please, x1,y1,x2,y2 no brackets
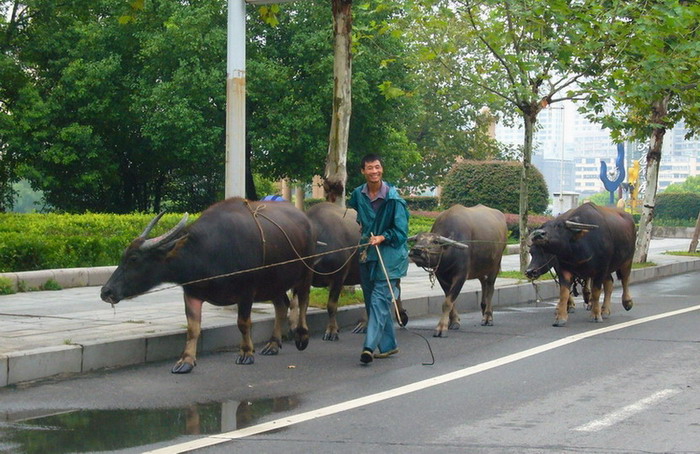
348,182,409,280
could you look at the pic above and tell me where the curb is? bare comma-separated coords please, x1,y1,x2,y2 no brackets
2,258,699,387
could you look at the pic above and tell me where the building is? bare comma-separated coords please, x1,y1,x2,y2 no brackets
496,103,700,203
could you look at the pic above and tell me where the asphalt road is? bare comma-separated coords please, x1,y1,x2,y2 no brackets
1,270,699,454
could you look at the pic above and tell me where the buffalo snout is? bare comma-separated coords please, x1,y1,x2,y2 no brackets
408,246,430,267
100,285,121,305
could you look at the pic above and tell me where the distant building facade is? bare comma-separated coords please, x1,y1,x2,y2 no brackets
496,102,700,201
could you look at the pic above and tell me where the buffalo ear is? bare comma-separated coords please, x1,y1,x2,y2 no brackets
164,234,189,260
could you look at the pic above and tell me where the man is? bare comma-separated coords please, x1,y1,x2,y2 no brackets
348,154,409,364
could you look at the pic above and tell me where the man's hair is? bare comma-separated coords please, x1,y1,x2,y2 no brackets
360,153,383,169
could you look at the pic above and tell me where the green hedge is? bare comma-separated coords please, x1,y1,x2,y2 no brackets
655,192,700,220
440,160,549,214
0,213,191,272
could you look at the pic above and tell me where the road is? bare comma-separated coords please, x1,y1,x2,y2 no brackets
1,269,698,453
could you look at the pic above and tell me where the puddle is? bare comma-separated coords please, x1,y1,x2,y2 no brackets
0,395,299,454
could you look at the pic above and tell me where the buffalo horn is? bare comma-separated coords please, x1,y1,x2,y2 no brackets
438,235,469,249
140,213,190,250
138,211,167,240
564,220,599,231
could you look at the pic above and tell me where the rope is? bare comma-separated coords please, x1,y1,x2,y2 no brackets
136,242,369,297
250,204,360,277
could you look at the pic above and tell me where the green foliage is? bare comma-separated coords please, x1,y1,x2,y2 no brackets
0,276,15,295
41,278,62,291
581,0,700,143
663,176,700,194
408,214,435,236
309,287,363,309
247,1,422,191
441,160,549,214
655,192,700,220
2,0,227,213
584,191,615,206
0,212,192,272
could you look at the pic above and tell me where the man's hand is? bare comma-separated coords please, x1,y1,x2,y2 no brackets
369,234,385,246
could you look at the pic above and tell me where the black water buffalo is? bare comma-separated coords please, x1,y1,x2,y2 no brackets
100,197,314,373
525,202,635,326
302,202,407,340
409,204,507,334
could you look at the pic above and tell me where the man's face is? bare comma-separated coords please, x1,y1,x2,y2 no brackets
361,160,383,184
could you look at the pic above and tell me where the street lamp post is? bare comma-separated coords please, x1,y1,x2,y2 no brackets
225,0,247,198
225,0,299,199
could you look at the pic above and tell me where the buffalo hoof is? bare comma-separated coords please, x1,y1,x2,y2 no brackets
480,320,493,327
260,343,280,356
567,306,576,314
623,299,633,311
235,354,255,365
591,315,604,323
399,310,409,327
352,322,367,334
322,332,339,341
433,330,447,338
448,321,461,330
295,328,309,351
552,319,567,327
171,361,194,374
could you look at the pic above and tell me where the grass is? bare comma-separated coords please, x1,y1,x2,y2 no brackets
665,250,700,257
308,287,364,309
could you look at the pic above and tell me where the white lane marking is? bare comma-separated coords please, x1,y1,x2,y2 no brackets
573,388,681,432
145,304,700,454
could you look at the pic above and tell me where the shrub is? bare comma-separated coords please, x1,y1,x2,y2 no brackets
441,160,549,214
0,212,192,272
505,213,553,239
655,192,700,220
0,276,15,295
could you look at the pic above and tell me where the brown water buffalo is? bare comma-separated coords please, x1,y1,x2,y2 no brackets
409,204,507,335
100,197,314,373
301,202,407,340
525,202,635,327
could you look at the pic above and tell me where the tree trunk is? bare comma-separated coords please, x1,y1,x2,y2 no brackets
323,0,352,207
519,113,535,274
634,97,670,263
688,210,700,253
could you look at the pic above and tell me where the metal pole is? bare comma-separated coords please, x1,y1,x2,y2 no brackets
225,0,247,198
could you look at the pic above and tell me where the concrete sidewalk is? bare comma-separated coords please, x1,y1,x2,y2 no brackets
1,239,698,387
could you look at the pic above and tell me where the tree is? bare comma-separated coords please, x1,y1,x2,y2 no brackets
2,0,227,213
662,175,700,194
323,0,352,205
246,1,421,194
581,0,700,262
402,0,623,272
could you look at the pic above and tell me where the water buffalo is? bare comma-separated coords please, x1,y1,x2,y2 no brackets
100,197,314,373
301,202,407,340
409,204,507,334
525,202,635,326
